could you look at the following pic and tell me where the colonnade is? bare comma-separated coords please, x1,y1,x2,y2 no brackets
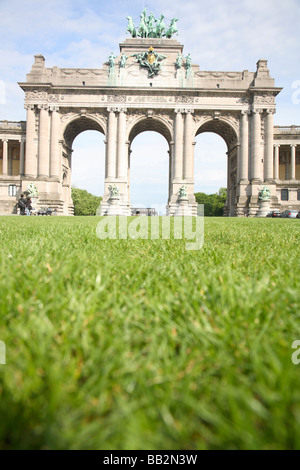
0,136,25,176
24,104,60,180
237,109,275,183
274,143,298,180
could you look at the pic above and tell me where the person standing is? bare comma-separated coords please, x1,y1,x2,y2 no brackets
18,194,26,216
25,196,32,216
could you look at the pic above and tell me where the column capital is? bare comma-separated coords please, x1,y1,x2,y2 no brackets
183,109,194,114
240,110,249,116
49,105,59,112
265,108,276,115
2,137,8,142
290,143,297,148
274,143,281,148
251,109,263,115
24,104,35,111
174,108,184,114
107,107,123,113
37,104,49,111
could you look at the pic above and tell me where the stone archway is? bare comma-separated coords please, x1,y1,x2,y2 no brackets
127,115,172,209
194,116,239,216
19,28,282,216
60,114,106,214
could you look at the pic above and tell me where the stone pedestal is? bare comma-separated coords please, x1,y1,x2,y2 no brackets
174,197,192,216
106,195,123,216
30,197,38,214
256,199,271,217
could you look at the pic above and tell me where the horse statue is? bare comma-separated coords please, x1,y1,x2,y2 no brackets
147,12,156,38
155,14,165,38
126,16,137,38
165,18,178,38
138,14,148,38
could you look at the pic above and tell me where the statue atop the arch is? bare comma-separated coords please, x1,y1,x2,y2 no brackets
108,52,117,73
126,9,179,39
131,47,166,78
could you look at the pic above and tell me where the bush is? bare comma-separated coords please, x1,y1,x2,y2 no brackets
71,187,102,216
195,187,227,216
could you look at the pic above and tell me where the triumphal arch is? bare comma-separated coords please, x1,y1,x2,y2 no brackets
1,10,300,215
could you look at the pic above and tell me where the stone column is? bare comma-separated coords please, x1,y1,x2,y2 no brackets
25,104,37,178
116,108,127,179
38,105,50,178
239,111,249,181
224,151,230,215
19,138,25,176
290,144,296,180
50,107,61,179
264,110,274,181
183,109,194,181
174,109,183,180
250,110,262,181
106,108,117,179
274,144,280,180
2,139,8,175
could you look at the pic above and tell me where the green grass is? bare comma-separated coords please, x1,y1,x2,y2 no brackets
0,215,300,449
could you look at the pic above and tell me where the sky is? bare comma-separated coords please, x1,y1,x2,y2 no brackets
0,0,300,207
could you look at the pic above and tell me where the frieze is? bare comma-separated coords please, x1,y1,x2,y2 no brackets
60,69,106,76
253,94,275,105
48,94,59,102
196,71,243,80
26,90,48,100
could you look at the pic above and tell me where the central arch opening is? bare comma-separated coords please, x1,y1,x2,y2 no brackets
128,117,172,215
129,131,169,212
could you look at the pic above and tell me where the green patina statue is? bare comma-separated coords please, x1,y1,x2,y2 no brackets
131,47,166,78
175,52,183,69
108,184,119,197
185,53,192,70
178,185,187,199
26,183,38,198
108,52,117,72
126,9,179,39
258,186,271,201
119,52,128,68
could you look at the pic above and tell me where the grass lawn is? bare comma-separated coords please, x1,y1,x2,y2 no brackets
0,215,299,450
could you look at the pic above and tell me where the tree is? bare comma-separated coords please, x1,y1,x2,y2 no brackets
194,187,227,216
71,187,102,216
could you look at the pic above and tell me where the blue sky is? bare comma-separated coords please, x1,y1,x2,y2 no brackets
1,0,300,207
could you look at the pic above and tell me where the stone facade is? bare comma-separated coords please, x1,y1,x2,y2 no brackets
0,37,299,216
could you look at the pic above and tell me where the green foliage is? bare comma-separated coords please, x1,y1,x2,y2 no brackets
195,187,227,216
0,216,300,449
71,187,102,216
